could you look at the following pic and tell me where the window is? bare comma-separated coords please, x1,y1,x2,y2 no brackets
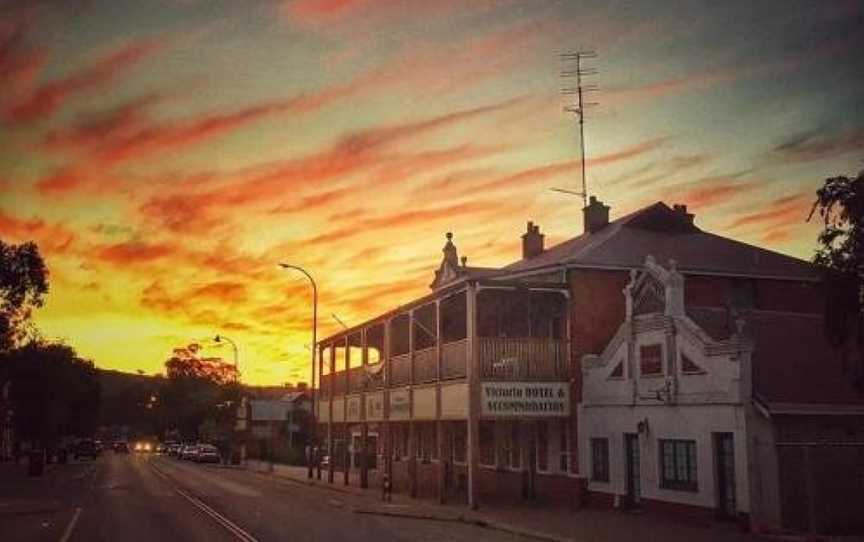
536,421,549,472
591,438,609,482
366,324,384,364
413,304,437,351
640,344,663,376
416,424,435,462
389,314,410,356
609,360,624,379
479,421,495,466
659,439,698,491
558,421,570,473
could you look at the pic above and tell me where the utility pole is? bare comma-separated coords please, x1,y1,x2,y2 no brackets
556,51,599,207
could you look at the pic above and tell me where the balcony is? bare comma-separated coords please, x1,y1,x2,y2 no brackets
390,353,410,386
413,347,438,383
479,337,568,380
348,367,365,392
441,339,467,379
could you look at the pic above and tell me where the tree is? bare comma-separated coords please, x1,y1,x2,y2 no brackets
0,240,48,351
160,344,241,440
809,167,864,391
0,341,101,447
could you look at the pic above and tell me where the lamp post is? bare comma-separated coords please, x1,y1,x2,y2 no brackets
213,334,241,465
278,263,318,480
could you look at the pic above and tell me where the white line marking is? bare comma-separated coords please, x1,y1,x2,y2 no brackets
58,507,82,542
149,461,259,542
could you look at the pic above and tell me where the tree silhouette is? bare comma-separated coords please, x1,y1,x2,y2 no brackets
809,167,864,391
159,343,240,440
1,341,101,447
0,240,48,351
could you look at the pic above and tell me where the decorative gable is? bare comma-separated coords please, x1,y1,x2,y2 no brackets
624,255,685,320
430,232,465,290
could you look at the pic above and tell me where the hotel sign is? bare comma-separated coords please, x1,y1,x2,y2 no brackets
481,382,569,418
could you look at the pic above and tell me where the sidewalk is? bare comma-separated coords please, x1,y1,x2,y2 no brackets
239,460,767,542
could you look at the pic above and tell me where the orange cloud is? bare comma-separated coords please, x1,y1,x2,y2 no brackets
453,136,669,197
0,211,78,254
304,200,507,245
2,38,166,125
673,181,757,209
96,241,177,265
189,281,248,303
135,97,522,232
728,193,810,229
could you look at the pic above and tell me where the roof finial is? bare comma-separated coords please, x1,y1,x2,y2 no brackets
442,231,458,267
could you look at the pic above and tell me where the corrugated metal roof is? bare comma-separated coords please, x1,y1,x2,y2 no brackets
503,202,817,280
249,399,290,421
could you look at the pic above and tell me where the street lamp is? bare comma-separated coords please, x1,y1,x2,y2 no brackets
278,263,318,480
214,334,239,379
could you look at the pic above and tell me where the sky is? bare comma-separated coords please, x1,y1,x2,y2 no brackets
1,0,862,386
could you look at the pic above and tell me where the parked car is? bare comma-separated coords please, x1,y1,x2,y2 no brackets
74,439,99,460
113,441,130,453
167,444,181,457
194,444,220,464
181,445,199,460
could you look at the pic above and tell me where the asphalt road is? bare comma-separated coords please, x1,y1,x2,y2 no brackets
3,453,533,542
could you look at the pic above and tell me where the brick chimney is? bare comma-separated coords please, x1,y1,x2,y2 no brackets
672,204,695,226
521,221,544,259
583,196,610,234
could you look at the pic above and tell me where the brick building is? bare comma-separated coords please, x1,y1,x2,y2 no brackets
312,198,863,532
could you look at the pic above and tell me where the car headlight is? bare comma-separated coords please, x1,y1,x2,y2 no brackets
144,443,151,451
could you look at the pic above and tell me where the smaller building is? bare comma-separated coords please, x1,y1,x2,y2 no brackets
580,257,864,534
237,391,312,463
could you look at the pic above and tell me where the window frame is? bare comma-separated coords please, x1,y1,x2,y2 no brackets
558,420,570,474
659,439,698,492
639,343,664,377
590,438,610,482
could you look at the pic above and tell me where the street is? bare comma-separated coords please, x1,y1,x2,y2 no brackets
1,454,533,542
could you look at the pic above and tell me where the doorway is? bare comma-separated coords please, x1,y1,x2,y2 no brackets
624,433,641,507
714,433,736,518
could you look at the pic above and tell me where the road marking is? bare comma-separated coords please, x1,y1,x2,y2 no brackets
149,461,259,542
174,488,260,542
58,507,82,542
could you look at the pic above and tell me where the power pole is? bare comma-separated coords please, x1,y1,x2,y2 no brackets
557,51,599,208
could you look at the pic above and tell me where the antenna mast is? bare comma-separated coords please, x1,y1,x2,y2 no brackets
559,51,598,208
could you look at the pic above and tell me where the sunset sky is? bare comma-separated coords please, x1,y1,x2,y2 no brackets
1,0,862,385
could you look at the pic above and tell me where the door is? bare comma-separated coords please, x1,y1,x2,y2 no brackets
714,433,736,518
624,433,641,506
367,435,378,470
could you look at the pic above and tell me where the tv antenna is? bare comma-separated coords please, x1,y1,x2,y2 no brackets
555,50,598,208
